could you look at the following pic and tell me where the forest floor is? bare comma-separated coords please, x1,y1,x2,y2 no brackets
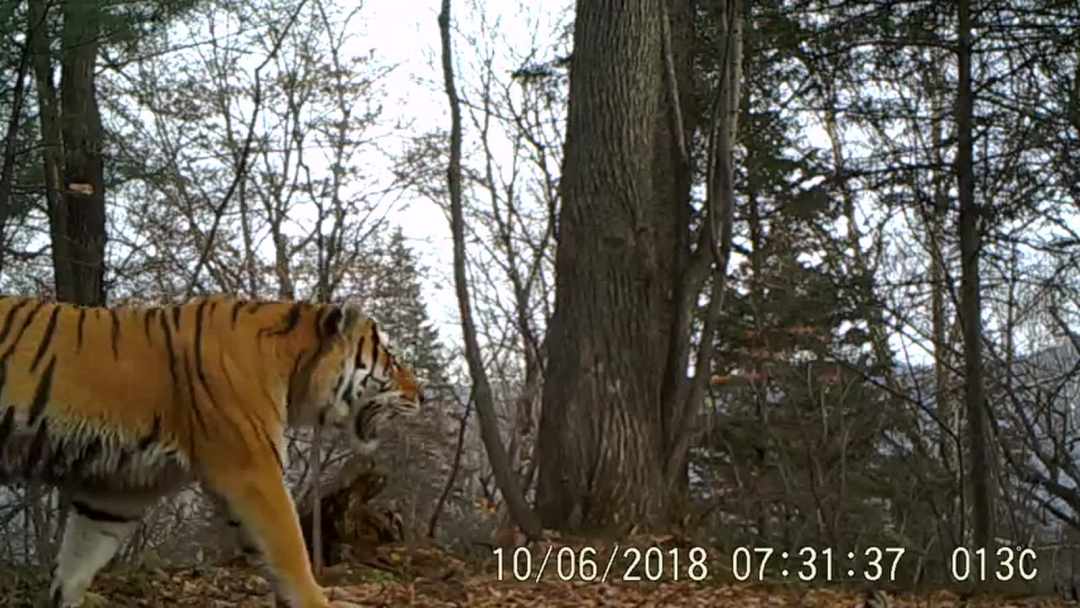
0,540,1075,607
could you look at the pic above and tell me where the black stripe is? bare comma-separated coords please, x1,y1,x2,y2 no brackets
370,323,381,370
72,500,136,523
143,308,157,344
272,302,303,336
139,414,162,450
0,300,46,361
354,336,366,369
69,437,102,476
192,299,219,410
360,330,380,387
159,313,190,456
0,299,31,346
159,310,179,386
116,448,131,472
171,306,181,330
0,407,13,447
316,306,342,341
28,356,57,425
285,351,305,408
44,433,66,476
230,300,244,327
109,309,120,359
76,308,86,352
30,306,60,372
51,587,61,608
181,351,208,433
25,418,48,475
247,301,266,314
314,306,327,340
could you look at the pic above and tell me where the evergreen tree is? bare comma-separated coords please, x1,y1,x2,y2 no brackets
370,228,448,388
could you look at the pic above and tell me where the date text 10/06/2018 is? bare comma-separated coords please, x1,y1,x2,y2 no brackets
492,546,1039,584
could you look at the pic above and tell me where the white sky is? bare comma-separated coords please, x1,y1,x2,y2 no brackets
350,0,569,344
166,0,1077,365
361,0,460,335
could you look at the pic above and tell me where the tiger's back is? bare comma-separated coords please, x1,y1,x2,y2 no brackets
0,298,189,490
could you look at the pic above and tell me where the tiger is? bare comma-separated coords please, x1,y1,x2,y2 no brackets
0,294,424,608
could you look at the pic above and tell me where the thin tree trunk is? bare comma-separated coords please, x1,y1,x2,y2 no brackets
658,0,699,460
438,0,542,539
956,0,993,548
663,0,742,486
930,111,952,470
0,21,31,260
428,394,473,538
56,0,107,305
28,0,70,298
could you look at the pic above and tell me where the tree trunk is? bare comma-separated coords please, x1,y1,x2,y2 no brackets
537,0,686,530
30,0,107,306
0,18,31,257
956,0,993,547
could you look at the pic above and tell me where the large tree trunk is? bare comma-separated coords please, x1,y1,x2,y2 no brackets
537,0,687,529
956,0,993,547
30,0,107,306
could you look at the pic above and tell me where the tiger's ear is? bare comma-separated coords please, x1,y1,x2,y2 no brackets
321,304,364,338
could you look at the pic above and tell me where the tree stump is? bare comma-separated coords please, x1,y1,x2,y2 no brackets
298,458,404,566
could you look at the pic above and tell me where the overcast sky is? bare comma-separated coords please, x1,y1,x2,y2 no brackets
352,0,570,342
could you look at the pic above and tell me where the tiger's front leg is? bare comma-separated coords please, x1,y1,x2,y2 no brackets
203,460,329,608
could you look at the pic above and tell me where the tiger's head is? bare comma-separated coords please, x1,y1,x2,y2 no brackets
310,306,424,454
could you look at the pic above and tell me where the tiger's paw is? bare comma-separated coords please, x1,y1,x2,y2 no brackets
325,586,366,607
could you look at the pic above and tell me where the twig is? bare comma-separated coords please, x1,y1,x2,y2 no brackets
185,0,311,297
428,388,474,538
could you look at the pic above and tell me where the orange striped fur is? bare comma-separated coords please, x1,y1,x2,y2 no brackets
0,294,423,608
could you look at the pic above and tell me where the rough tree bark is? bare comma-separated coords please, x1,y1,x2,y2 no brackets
536,0,692,529
47,0,108,305
439,0,543,538
956,0,993,547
